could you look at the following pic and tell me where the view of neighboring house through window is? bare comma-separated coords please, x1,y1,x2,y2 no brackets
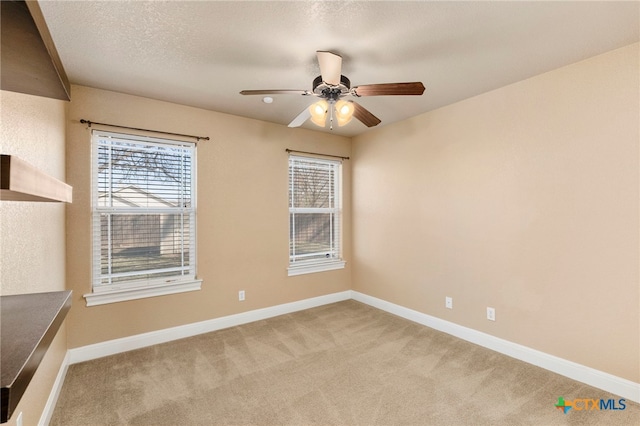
288,155,345,276
88,131,199,304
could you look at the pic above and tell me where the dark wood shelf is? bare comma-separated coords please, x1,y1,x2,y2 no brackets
1,291,72,423
0,155,72,203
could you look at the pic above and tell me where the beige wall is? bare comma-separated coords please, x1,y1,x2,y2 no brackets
0,90,68,425
352,43,639,382
65,85,351,348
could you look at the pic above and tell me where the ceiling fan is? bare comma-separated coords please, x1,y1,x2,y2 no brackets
240,51,425,129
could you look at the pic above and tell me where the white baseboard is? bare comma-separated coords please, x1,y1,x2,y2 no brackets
63,289,639,405
68,290,352,365
39,351,70,426
351,291,640,403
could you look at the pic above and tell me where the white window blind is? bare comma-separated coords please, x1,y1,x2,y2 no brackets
289,155,342,268
91,131,197,293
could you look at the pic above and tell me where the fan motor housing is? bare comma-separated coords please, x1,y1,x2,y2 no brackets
313,75,351,100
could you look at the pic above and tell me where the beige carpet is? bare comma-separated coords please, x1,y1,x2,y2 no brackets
51,300,638,425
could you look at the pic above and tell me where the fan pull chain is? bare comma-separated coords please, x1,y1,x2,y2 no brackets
329,102,334,130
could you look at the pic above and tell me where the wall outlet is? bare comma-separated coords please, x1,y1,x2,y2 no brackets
238,290,245,301
445,296,453,309
487,307,496,321
17,412,23,426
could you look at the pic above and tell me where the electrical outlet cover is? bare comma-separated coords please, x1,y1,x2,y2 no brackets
487,307,496,321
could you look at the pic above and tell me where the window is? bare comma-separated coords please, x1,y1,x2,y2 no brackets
85,131,201,306
288,155,345,276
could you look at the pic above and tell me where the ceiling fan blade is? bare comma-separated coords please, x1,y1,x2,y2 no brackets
288,107,312,128
352,82,425,97
353,102,381,127
316,51,342,86
240,89,311,96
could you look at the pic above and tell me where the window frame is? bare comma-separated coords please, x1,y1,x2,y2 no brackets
287,155,345,276
84,130,201,306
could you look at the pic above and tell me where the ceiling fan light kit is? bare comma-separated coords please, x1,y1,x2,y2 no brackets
240,51,425,130
308,99,354,129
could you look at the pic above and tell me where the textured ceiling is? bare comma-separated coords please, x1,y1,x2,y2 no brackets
39,1,639,137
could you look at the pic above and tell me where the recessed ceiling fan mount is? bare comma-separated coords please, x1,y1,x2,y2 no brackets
240,51,425,130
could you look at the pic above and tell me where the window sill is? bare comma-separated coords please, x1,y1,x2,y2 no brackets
83,279,202,307
287,260,346,277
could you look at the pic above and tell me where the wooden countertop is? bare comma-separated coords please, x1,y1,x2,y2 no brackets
1,291,71,423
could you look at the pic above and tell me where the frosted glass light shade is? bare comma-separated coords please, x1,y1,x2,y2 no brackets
335,100,354,126
309,100,328,127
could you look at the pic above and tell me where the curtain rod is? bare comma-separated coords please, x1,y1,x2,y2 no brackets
80,119,209,141
285,149,349,160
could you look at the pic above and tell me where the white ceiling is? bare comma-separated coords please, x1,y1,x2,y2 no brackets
39,1,639,137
